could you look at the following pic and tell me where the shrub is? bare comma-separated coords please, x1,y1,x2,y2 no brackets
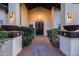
22,36,32,46
0,32,8,50
47,29,58,38
47,28,59,48
20,26,34,47
0,32,8,43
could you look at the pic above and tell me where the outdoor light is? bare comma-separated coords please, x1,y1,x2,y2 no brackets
67,12,72,19
38,15,41,18
38,15,42,19
8,12,15,19
8,12,15,24
66,12,72,24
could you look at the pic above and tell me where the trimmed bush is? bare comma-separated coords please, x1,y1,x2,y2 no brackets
20,26,34,47
47,28,59,48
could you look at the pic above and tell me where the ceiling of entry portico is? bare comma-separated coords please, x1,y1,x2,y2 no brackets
0,3,60,11
25,3,60,10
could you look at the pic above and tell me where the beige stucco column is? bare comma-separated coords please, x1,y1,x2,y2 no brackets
20,4,29,27
60,3,65,30
8,3,20,26
50,7,54,29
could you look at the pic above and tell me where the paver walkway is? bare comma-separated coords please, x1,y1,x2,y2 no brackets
17,36,64,56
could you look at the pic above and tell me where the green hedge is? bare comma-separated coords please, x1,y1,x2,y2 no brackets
47,28,58,38
47,28,59,48
0,32,8,43
0,32,8,50
20,26,34,47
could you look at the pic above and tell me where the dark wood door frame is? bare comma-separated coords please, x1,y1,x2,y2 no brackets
35,22,44,35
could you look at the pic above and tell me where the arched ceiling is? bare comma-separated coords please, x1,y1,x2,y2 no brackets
0,3,60,11
25,3,60,10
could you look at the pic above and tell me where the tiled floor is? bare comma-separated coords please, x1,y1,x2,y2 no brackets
17,36,64,56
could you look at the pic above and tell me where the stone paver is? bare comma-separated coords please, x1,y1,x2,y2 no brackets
17,36,64,56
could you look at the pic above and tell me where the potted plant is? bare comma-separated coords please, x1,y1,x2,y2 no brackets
0,32,8,50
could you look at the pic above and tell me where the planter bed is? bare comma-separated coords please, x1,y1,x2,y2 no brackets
59,31,79,56
0,31,23,56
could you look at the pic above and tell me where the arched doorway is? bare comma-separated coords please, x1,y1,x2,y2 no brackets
35,21,44,35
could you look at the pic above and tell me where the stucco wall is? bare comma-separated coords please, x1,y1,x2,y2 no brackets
51,7,54,28
61,3,72,30
61,3,79,26
8,3,29,26
60,3,65,30
8,3,20,26
21,4,29,27
0,36,22,56
65,3,72,25
54,10,61,28
29,7,51,35
0,9,8,25
71,4,79,25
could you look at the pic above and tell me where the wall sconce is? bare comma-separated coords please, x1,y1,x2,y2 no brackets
66,12,72,25
8,12,15,24
8,12,15,19
67,12,72,19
